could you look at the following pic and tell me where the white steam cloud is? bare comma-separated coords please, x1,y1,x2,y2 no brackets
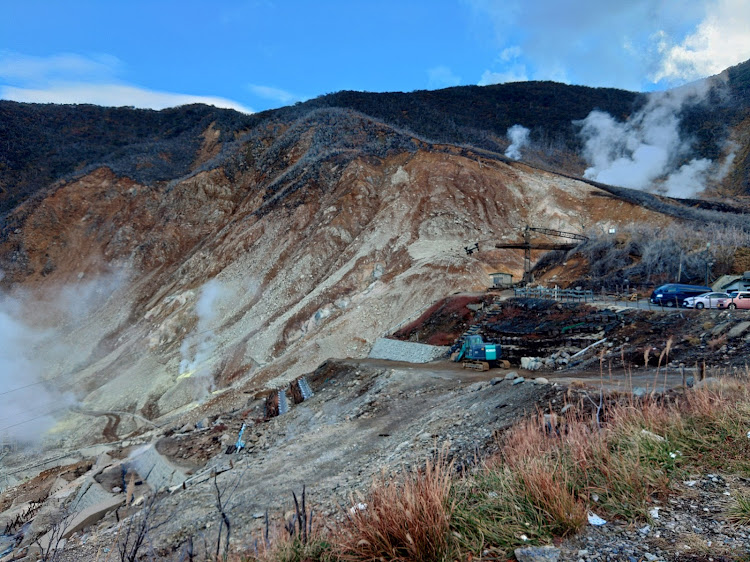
0,272,124,444
178,279,233,400
577,79,731,197
505,124,531,160
0,293,57,444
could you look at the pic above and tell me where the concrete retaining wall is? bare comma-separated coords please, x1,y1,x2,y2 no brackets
368,338,449,363
125,444,188,491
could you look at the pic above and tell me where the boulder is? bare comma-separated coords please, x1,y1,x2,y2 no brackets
520,357,543,371
61,495,124,538
632,387,648,398
694,377,722,390
727,321,750,339
514,545,561,562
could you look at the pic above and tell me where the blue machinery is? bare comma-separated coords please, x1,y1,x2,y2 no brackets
452,334,510,371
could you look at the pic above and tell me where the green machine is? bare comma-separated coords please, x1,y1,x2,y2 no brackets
452,334,510,371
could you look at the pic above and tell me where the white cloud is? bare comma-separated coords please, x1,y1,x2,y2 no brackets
0,51,253,113
478,44,529,85
427,65,461,89
651,0,750,83
499,46,523,62
0,52,120,86
467,0,749,91
2,84,254,113
478,67,528,85
248,84,304,105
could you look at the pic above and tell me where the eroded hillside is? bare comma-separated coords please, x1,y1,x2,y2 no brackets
2,87,750,561
0,108,674,450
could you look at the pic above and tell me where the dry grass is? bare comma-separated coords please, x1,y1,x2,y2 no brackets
452,372,750,557
249,532,332,562
248,371,750,561
685,335,701,346
333,452,455,562
727,493,750,526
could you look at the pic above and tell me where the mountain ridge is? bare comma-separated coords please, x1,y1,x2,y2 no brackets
0,60,748,435
2,57,749,223
1,60,750,560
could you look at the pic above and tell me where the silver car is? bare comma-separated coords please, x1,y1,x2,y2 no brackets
683,292,730,309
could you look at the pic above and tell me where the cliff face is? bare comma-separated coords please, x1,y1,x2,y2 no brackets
4,51,750,445
0,107,673,446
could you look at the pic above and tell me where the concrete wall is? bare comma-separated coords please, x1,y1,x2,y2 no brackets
368,338,449,363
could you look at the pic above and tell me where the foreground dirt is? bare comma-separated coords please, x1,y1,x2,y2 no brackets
561,470,750,561
5,355,750,560
1,359,562,559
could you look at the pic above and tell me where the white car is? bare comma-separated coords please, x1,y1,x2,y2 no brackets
683,292,730,309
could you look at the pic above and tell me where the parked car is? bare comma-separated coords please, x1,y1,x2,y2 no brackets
649,284,713,308
716,291,750,310
683,292,730,309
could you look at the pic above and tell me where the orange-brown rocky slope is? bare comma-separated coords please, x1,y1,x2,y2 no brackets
0,110,670,447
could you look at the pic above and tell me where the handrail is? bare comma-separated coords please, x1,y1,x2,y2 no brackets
513,286,595,302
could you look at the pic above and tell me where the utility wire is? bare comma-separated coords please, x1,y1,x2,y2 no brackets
0,323,225,431
0,399,64,424
0,323,221,397
0,407,69,433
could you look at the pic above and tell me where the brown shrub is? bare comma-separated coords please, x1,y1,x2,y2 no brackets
333,454,454,562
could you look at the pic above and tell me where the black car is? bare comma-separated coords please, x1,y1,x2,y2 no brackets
649,283,713,307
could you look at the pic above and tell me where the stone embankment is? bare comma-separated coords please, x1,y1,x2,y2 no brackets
368,337,449,363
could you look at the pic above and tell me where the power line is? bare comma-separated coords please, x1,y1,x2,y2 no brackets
0,407,69,433
0,323,221,397
0,373,68,397
0,323,228,433
0,400,63,424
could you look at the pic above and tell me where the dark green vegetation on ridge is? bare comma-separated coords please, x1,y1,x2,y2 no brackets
1,59,749,220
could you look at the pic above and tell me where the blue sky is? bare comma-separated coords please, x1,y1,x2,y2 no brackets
1,0,749,113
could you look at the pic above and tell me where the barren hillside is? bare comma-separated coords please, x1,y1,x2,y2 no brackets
0,107,673,447
1,75,750,560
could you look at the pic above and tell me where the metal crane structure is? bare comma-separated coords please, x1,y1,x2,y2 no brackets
494,226,588,284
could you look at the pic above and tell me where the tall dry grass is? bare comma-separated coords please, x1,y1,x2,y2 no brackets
453,371,750,557
245,370,750,561
333,453,455,562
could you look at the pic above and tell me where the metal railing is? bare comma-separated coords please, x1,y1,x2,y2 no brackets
513,286,595,302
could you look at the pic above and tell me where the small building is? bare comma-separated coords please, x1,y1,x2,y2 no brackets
713,272,750,293
490,272,513,288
